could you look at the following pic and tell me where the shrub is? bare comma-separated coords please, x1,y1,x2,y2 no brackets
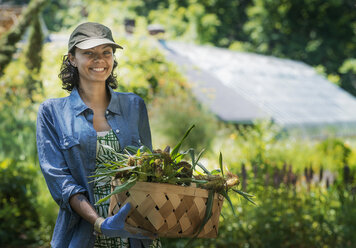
150,95,218,152
162,183,356,248
0,159,40,246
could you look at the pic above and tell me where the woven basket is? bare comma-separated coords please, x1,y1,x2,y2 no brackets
108,180,224,238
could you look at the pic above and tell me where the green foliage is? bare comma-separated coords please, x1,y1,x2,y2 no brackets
211,121,356,174
114,38,187,103
35,175,58,247
24,13,45,101
162,183,356,248
317,138,352,167
0,158,57,247
243,0,356,95
339,58,356,96
0,57,39,161
0,0,48,76
0,102,36,161
120,0,252,46
148,1,220,44
150,95,218,152
25,14,44,73
244,0,355,66
42,0,87,32
0,159,40,246
0,96,37,162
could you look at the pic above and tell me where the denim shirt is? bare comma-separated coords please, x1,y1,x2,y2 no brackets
36,87,152,248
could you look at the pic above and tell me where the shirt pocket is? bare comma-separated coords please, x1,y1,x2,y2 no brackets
59,136,80,150
58,135,95,172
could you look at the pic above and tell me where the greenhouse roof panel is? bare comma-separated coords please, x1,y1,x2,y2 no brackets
160,41,356,128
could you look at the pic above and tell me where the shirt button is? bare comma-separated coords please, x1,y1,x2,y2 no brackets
115,129,120,133
105,110,109,115
64,142,69,146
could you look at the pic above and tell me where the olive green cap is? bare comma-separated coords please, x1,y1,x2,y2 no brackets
68,22,123,52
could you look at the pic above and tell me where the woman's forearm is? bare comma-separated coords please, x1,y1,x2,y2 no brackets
69,193,100,225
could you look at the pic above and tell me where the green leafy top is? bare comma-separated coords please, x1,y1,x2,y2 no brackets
92,125,255,208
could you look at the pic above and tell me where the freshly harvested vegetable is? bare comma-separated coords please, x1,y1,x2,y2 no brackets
92,125,255,208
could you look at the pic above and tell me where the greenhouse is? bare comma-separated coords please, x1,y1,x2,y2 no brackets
159,40,356,137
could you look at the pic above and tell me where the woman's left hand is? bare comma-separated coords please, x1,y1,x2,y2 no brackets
100,203,156,239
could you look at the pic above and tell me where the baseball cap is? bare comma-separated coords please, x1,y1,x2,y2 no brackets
68,22,123,52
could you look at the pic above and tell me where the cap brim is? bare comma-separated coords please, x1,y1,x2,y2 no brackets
75,38,123,50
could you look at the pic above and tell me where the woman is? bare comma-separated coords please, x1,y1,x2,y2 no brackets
36,22,159,248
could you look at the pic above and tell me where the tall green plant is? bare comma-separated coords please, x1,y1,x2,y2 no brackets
25,14,44,73
24,13,44,101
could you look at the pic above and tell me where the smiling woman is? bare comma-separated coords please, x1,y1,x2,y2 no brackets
37,22,160,248
59,25,119,92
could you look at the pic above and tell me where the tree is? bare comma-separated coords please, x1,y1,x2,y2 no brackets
25,14,43,73
244,0,356,95
0,0,48,76
339,59,356,96
24,13,44,101
134,0,252,46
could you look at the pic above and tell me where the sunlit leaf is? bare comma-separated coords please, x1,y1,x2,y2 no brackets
171,124,195,160
220,190,236,217
219,152,224,177
185,190,214,247
194,148,205,169
197,162,211,175
210,169,221,175
232,189,257,206
95,177,137,205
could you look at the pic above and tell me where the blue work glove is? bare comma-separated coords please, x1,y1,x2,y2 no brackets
100,203,155,239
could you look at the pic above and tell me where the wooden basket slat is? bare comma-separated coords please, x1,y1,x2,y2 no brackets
166,193,181,208
182,223,196,236
136,196,155,216
165,212,177,229
174,201,189,220
147,208,165,230
194,197,207,216
130,191,147,206
179,212,191,232
187,204,201,226
166,222,182,236
159,201,174,219
150,192,167,208
203,219,214,233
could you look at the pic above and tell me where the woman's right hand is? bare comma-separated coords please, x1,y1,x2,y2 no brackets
100,203,156,239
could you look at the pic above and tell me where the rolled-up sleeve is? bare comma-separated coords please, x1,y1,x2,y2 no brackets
36,102,86,213
138,98,152,151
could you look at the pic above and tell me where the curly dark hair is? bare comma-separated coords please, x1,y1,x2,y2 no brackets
58,49,118,91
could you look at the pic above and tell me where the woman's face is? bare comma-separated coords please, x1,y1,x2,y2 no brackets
69,44,114,86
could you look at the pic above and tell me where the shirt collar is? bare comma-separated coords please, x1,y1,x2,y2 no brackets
106,86,121,115
69,86,121,116
69,87,89,116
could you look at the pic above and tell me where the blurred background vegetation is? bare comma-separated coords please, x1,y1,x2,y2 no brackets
0,0,355,247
